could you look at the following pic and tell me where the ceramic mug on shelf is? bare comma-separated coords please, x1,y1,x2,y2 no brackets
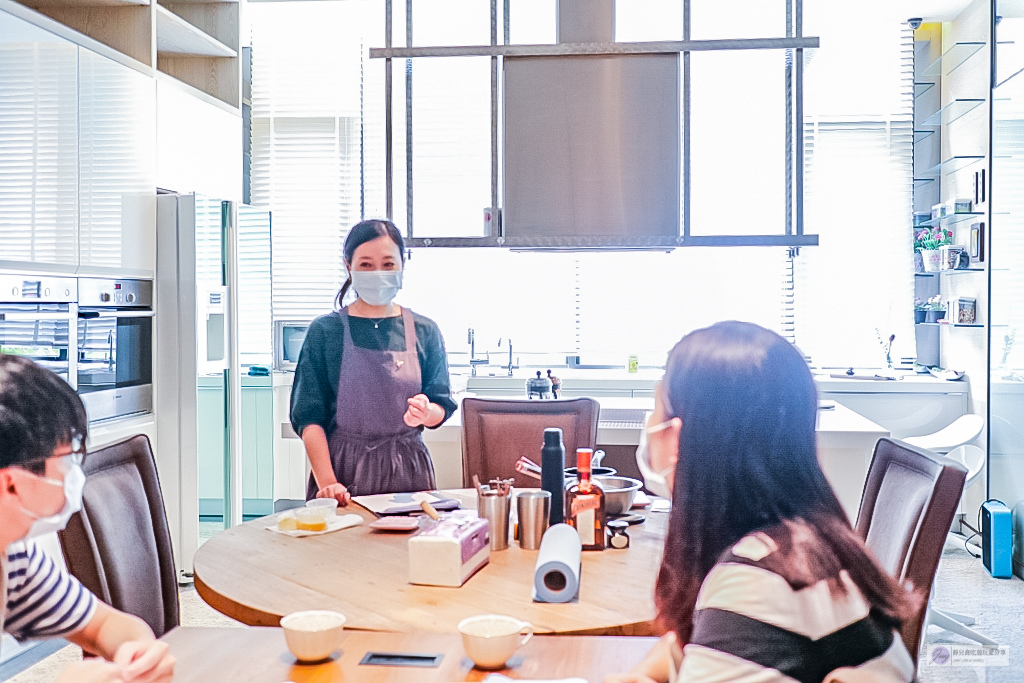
940,245,969,270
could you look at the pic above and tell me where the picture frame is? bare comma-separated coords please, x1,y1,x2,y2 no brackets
970,222,985,262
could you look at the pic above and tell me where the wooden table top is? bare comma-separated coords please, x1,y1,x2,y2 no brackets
162,627,659,682
193,490,666,635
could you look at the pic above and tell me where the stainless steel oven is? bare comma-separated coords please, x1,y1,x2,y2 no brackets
77,278,153,422
0,275,78,385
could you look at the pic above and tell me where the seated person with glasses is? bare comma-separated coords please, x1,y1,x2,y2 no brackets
0,354,175,683
609,322,917,683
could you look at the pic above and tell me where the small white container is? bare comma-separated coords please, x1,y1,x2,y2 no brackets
458,614,534,670
305,498,339,520
280,610,346,662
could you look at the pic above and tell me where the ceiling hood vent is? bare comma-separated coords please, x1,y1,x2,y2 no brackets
502,0,680,249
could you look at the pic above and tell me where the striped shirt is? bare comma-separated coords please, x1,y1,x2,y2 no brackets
2,540,97,641
677,526,916,683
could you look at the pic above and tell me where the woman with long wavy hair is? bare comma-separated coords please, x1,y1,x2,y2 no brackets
607,321,917,683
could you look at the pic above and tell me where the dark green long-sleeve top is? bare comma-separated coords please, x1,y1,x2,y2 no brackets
289,310,458,437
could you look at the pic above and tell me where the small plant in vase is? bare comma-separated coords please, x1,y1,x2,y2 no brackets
924,295,946,323
915,228,953,273
914,297,928,324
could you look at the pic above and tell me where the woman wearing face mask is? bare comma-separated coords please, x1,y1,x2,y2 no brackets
0,354,175,683
291,219,457,505
607,322,917,683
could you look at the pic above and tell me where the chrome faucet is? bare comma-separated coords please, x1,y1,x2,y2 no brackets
498,338,517,376
468,328,488,377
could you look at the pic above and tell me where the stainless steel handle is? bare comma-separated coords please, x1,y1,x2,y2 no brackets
0,312,75,322
78,310,154,319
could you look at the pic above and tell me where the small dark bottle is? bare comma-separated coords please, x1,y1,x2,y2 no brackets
541,427,566,525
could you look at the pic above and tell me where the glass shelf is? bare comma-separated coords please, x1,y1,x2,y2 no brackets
921,41,986,78
918,211,985,227
914,267,985,277
916,322,985,328
914,129,936,143
925,156,984,176
920,99,986,127
914,177,936,188
915,81,935,99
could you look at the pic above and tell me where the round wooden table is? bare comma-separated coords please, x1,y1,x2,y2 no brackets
194,490,667,636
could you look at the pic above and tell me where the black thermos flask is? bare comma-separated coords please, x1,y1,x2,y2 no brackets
541,427,566,525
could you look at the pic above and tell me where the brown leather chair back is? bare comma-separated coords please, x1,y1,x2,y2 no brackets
855,437,966,657
461,397,600,487
58,434,179,637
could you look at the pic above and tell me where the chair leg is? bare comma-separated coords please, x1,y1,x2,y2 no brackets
927,607,999,646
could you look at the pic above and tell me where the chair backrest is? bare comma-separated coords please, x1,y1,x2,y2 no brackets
58,434,179,637
855,437,967,657
903,413,984,453
461,397,600,487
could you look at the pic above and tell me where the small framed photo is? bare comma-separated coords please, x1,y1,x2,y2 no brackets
970,222,985,262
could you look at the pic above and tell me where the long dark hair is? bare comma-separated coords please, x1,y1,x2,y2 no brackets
336,219,406,308
654,321,915,642
0,354,88,473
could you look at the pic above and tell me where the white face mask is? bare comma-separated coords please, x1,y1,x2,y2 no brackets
351,270,402,307
636,419,674,500
19,463,85,539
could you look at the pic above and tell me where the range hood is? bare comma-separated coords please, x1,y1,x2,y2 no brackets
501,0,680,249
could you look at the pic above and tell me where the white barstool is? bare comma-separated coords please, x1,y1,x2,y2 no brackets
907,417,995,647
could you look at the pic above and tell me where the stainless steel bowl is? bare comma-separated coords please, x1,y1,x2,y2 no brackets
594,475,642,516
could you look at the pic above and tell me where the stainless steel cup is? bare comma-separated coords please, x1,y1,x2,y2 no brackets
479,492,511,551
516,491,551,550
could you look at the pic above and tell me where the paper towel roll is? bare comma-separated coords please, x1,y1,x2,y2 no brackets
533,523,582,603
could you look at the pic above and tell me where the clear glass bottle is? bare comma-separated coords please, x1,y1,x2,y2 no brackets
566,448,605,550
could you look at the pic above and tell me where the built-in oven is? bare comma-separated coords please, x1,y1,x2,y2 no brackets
0,275,78,385
77,278,153,422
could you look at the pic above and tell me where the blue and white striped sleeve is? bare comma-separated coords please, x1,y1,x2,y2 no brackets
5,541,97,641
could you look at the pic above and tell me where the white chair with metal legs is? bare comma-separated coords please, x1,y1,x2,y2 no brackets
906,416,995,647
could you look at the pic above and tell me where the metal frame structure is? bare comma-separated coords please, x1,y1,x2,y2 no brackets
372,0,820,249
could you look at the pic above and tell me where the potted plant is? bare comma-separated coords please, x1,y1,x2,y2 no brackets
924,295,946,323
915,228,953,273
914,298,928,324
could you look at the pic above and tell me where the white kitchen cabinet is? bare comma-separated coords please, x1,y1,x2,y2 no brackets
78,48,156,276
0,10,78,271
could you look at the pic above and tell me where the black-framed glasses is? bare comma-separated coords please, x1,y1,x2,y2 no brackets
18,441,86,477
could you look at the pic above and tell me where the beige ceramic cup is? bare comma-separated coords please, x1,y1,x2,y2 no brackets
280,610,346,662
457,614,534,670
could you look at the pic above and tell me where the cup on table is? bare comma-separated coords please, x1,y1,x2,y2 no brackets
458,614,534,670
305,498,338,520
516,491,550,550
280,610,346,663
478,491,511,551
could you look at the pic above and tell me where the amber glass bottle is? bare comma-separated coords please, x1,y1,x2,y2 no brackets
566,448,605,550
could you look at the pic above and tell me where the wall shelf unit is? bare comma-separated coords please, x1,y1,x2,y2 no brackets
916,322,985,328
926,155,985,176
919,210,985,227
915,267,986,278
915,81,936,98
156,5,235,57
155,0,240,106
920,41,985,77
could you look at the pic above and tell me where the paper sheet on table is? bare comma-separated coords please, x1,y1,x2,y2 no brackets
264,513,363,537
351,490,461,516
483,676,586,683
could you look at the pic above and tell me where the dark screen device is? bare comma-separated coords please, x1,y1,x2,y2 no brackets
358,652,444,667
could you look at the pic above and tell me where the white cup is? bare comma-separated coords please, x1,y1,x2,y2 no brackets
280,610,346,662
457,614,534,670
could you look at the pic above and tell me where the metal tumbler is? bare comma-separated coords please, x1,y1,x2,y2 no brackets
479,491,511,551
516,491,551,550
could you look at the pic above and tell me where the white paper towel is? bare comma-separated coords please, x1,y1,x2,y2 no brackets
533,523,582,603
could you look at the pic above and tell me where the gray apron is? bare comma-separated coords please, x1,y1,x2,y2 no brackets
306,306,436,500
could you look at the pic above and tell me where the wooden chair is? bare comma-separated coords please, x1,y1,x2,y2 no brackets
58,434,180,637
855,437,967,658
460,397,600,487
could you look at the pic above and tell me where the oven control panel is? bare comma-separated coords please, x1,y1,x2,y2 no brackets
0,275,78,303
78,278,153,308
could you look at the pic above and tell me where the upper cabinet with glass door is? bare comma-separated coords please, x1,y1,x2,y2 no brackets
78,48,157,277
0,9,78,272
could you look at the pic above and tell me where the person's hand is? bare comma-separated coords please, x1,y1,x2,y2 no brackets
603,675,660,683
55,659,123,683
403,394,431,427
317,482,351,506
113,639,175,683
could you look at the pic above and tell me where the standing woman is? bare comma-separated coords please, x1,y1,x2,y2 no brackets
290,220,457,504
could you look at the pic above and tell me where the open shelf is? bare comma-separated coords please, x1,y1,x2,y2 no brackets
156,5,236,58
919,210,985,227
915,267,985,277
916,322,985,328
925,155,984,176
920,99,986,127
921,41,986,77
915,81,936,99
914,129,936,143
27,0,148,6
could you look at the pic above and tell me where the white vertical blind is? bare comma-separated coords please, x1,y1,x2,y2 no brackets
237,206,272,365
